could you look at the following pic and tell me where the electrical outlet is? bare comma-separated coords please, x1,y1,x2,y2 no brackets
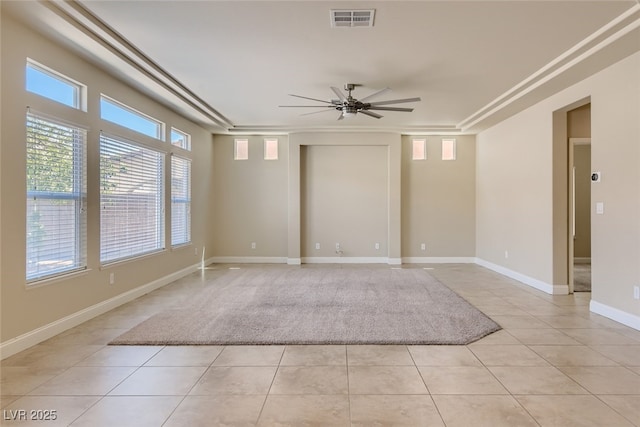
420,243,426,251
315,243,320,250
634,286,639,300
109,273,115,285
251,242,256,249
375,243,380,250
505,250,509,259
195,247,198,256
336,243,341,251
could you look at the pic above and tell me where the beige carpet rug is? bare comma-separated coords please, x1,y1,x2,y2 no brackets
110,266,500,345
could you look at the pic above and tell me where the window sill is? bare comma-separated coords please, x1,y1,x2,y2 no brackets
170,243,193,251
26,268,92,290
100,249,166,270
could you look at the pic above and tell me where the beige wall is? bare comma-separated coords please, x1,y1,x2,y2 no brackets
401,135,476,257
301,145,389,258
476,105,554,282
212,132,477,262
288,132,402,263
1,14,216,343
589,53,639,317
211,135,289,259
477,51,640,320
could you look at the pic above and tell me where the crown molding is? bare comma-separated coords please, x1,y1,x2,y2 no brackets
225,124,465,136
458,4,640,133
38,0,233,130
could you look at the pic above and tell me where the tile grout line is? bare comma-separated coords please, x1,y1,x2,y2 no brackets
158,345,222,426
252,345,285,425
344,344,355,425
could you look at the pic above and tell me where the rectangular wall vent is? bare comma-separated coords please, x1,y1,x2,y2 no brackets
330,9,375,28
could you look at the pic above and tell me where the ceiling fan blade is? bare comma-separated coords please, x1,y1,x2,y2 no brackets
330,86,346,101
359,87,391,103
367,106,414,112
300,109,337,116
359,110,383,119
288,94,333,104
279,105,336,107
368,97,421,106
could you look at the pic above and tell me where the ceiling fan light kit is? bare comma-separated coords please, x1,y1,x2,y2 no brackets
280,83,421,120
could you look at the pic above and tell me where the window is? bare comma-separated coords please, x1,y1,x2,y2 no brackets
442,138,456,160
171,128,191,151
171,156,191,246
100,95,164,140
234,138,248,160
26,112,87,282
264,138,278,160
100,133,165,263
26,60,85,110
412,138,426,160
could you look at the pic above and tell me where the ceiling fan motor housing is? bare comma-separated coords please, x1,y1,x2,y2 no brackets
343,105,358,116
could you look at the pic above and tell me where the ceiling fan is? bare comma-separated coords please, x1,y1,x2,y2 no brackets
279,83,421,120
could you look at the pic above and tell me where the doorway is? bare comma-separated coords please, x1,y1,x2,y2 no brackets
567,103,592,293
569,137,592,292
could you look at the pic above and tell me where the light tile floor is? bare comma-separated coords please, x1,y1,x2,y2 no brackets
1,264,639,426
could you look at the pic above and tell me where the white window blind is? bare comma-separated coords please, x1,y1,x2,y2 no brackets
26,112,87,282
171,156,191,246
100,133,165,263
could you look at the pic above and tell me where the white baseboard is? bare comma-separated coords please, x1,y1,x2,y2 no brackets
0,261,204,360
590,300,640,331
301,257,390,264
475,258,569,295
402,257,476,264
209,256,288,264
287,258,302,265
574,257,591,264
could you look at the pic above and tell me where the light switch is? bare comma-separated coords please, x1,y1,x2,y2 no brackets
596,202,604,214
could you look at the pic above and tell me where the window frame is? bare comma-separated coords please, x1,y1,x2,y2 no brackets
264,138,279,160
26,59,86,111
100,94,165,141
25,111,87,283
234,138,249,160
411,138,427,160
442,138,457,161
171,127,191,151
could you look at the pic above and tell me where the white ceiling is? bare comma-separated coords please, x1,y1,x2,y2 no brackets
5,1,640,134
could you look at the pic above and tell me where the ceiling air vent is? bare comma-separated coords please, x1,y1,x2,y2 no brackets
330,9,375,28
